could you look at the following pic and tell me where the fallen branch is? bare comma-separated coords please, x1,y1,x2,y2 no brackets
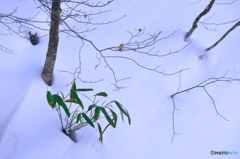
170,74,240,142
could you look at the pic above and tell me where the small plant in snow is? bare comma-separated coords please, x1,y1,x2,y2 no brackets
46,81,131,143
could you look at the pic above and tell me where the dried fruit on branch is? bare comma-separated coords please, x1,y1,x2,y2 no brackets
119,44,124,51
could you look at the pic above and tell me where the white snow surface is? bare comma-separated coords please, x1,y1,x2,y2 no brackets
1,0,240,159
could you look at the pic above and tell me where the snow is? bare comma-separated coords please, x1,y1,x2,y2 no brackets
1,0,240,159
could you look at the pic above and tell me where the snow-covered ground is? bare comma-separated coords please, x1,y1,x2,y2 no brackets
1,0,240,159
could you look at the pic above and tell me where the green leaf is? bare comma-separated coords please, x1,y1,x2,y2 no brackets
113,101,128,116
82,113,95,128
70,90,84,109
71,81,77,90
93,107,101,121
88,104,98,111
97,123,103,143
120,111,124,123
75,88,93,92
114,101,131,125
70,90,76,100
125,109,131,125
95,92,108,97
46,91,54,106
56,95,70,117
109,109,118,127
101,108,115,128
51,94,58,108
76,113,82,123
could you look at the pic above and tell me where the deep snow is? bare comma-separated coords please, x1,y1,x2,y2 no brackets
1,0,240,159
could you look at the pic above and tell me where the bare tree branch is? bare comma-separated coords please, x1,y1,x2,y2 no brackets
196,3,240,32
206,21,240,51
0,45,14,54
215,0,237,5
59,16,190,89
0,1,190,89
170,97,181,143
185,0,215,40
170,74,240,142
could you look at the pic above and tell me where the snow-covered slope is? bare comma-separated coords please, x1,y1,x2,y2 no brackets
1,0,240,159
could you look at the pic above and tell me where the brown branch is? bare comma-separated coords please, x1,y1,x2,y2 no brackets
135,42,191,57
206,21,240,51
199,17,240,32
189,0,201,4
60,20,189,88
105,55,190,76
37,1,190,89
170,97,181,143
61,0,113,7
58,69,104,87
215,0,237,5
0,45,14,54
170,75,240,142
185,0,215,40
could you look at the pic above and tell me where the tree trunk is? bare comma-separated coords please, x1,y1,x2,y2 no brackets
185,0,215,40
42,0,61,86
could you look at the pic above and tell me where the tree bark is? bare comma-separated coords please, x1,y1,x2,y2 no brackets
42,0,61,86
185,0,215,40
206,21,240,51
